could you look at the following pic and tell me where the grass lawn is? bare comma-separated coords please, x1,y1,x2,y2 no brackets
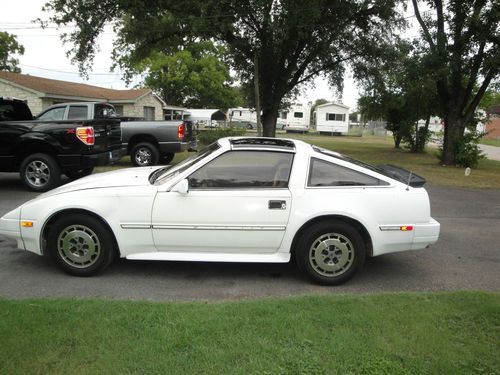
96,133,500,189
0,292,498,374
480,139,500,147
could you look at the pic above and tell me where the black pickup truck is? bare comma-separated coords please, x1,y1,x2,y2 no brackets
0,97,122,191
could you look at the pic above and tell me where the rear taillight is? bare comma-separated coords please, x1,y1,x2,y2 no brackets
177,123,185,140
76,126,95,145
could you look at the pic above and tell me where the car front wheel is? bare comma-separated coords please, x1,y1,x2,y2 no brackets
295,221,366,285
47,214,116,276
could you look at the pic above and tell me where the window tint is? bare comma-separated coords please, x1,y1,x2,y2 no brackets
294,112,303,118
308,158,388,187
37,107,66,121
68,106,88,120
189,151,293,189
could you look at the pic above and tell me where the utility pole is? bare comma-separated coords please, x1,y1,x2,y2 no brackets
254,51,262,137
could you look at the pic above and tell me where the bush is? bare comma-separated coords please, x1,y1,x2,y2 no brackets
454,130,486,168
403,125,431,153
197,128,246,145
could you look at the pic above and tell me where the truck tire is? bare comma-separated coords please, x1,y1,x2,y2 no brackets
66,167,94,180
20,153,61,192
160,152,175,164
131,142,159,167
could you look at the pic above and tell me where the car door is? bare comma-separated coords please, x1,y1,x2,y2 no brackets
151,150,294,254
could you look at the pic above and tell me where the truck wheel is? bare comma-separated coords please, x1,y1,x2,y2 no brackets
160,152,175,164
295,221,366,285
246,123,253,130
66,167,94,180
131,142,159,167
47,213,116,276
20,153,61,192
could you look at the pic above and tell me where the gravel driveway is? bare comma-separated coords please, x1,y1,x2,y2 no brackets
0,172,499,301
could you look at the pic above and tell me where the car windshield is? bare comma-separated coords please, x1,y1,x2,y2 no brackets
149,142,220,185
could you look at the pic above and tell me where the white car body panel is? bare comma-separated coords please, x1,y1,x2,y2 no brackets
0,137,440,268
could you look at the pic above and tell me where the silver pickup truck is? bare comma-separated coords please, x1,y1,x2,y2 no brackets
36,102,197,166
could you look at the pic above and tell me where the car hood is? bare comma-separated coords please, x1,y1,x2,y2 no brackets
37,166,163,199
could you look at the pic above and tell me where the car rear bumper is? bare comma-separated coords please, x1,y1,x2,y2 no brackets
158,139,198,153
411,217,440,250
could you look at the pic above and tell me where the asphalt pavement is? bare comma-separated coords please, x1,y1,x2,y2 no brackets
0,172,499,301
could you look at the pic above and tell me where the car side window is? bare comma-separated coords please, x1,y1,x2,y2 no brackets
308,157,389,187
67,106,88,120
37,107,66,121
188,151,293,189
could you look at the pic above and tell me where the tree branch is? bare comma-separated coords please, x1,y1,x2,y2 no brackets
464,69,496,123
412,0,435,49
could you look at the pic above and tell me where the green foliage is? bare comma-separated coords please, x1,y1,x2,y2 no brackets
42,0,403,137
0,32,24,72
197,128,246,145
411,0,500,165
129,42,240,109
479,89,500,111
452,130,486,168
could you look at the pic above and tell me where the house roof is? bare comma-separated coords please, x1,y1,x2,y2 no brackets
316,102,350,110
0,71,151,102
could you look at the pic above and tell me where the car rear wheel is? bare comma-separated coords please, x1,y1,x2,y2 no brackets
20,153,61,192
65,167,94,180
47,214,116,276
131,142,159,167
295,221,366,285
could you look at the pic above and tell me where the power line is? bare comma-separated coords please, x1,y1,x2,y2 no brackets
20,63,123,76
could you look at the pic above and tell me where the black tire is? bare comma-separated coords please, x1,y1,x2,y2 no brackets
65,167,94,180
160,152,175,164
20,153,61,192
47,214,116,276
131,142,159,167
246,123,253,130
295,221,366,285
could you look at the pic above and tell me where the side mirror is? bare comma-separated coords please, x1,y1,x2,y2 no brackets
171,179,189,195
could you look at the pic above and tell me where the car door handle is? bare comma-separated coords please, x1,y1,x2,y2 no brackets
269,200,286,210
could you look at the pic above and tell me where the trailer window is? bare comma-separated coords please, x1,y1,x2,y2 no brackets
294,112,303,118
326,113,346,121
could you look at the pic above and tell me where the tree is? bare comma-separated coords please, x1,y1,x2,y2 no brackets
356,41,438,150
134,42,240,108
43,0,402,137
0,32,24,72
411,0,500,165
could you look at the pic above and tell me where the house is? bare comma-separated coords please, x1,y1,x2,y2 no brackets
229,107,257,125
0,71,165,120
484,105,500,140
314,102,349,135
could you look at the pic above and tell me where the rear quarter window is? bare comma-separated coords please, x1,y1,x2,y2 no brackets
308,158,389,187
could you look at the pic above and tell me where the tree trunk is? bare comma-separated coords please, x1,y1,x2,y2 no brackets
261,108,278,137
441,114,465,165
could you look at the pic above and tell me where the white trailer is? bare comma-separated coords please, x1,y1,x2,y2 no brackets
280,103,311,133
315,102,349,135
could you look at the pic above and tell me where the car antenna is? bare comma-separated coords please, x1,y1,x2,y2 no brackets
406,171,413,191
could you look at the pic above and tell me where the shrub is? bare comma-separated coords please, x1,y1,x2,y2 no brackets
197,127,246,145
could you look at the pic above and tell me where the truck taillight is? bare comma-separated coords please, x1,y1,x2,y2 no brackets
178,123,185,140
76,126,95,145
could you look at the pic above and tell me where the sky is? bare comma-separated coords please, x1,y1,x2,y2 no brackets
1,0,361,110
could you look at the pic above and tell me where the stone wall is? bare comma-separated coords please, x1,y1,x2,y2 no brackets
117,94,164,120
0,81,44,114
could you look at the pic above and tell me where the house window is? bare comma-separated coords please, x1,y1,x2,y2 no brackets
144,106,155,120
294,112,303,118
114,105,124,117
326,113,346,121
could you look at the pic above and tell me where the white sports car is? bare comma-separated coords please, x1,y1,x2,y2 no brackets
0,137,440,285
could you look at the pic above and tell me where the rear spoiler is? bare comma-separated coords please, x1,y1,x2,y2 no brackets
376,164,426,187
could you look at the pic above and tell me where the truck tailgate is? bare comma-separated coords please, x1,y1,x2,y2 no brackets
91,119,122,152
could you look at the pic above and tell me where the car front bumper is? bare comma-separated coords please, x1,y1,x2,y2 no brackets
0,209,24,250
